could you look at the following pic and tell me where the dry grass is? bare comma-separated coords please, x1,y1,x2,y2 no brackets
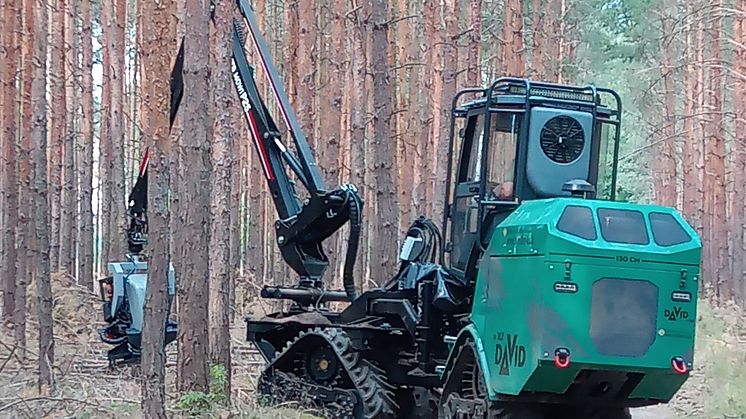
667,298,746,418
0,274,320,418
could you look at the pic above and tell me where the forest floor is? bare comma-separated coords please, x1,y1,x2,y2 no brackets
0,275,742,418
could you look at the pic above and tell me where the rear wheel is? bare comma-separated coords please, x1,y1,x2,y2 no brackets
438,339,543,419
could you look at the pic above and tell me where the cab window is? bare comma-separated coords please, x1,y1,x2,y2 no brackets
649,212,691,246
486,113,521,200
597,208,649,245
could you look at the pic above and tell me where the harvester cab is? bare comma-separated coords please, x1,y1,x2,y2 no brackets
442,79,623,281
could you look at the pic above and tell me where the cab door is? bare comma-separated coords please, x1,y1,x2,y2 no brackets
448,112,486,274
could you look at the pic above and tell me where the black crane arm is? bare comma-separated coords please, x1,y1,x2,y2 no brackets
125,44,184,256
166,0,363,300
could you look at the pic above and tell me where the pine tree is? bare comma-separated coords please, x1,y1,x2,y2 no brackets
176,0,212,393
139,0,176,415
31,0,55,394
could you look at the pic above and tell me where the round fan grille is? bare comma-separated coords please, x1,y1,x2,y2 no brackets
540,115,585,164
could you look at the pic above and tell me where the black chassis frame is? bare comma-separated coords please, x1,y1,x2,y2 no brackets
247,283,466,390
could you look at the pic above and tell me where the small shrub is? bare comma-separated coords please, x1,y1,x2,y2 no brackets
175,363,230,416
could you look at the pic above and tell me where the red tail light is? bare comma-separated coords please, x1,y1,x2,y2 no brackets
554,348,571,368
671,357,688,374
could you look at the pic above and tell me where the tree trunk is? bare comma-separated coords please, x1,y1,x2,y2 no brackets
704,0,729,299
369,0,398,285
653,2,677,208
419,0,436,216
467,0,482,86
99,0,112,271
531,0,547,79
406,0,422,220
31,0,55,393
733,0,746,304
15,0,36,361
2,0,19,321
109,0,127,260
297,0,316,146
48,0,65,272
79,0,95,290
208,0,234,397
60,0,78,275
553,0,567,81
434,0,457,222
503,0,525,76
429,1,443,217
349,5,367,284
176,0,211,393
681,0,699,229
139,0,176,415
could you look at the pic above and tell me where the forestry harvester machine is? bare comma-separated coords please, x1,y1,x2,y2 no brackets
98,0,703,417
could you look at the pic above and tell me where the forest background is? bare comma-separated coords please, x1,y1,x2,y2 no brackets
0,0,745,417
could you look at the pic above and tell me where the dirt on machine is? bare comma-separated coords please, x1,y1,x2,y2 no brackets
94,1,703,418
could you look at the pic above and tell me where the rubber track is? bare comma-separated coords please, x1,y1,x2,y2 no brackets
439,340,543,419
259,327,399,419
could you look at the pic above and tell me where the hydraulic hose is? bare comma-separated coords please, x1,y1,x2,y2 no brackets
342,187,363,301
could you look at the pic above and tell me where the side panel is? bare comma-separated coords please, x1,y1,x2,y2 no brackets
470,225,548,396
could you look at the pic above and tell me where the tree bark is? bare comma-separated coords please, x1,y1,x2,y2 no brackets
434,0,458,222
733,0,746,303
31,0,55,393
59,0,78,275
139,0,176,415
704,0,729,299
552,0,567,81
503,0,525,76
79,0,95,290
429,1,443,217
418,0,436,216
176,0,211,393
369,0,398,285
208,0,234,397
2,0,19,321
349,4,367,284
467,0,482,86
99,0,112,271
108,0,127,260
15,0,36,361
653,1,677,208
681,0,699,229
48,0,65,272
531,0,547,79
405,0,422,221
296,0,316,146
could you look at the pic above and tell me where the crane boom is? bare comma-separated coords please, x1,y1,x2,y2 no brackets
167,0,363,300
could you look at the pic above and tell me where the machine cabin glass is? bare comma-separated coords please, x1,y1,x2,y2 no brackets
449,109,522,274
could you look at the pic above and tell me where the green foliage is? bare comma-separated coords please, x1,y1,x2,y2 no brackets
209,363,229,404
174,364,230,416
